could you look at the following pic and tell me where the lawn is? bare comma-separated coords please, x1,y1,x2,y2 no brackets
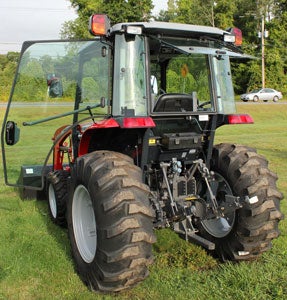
0,103,286,299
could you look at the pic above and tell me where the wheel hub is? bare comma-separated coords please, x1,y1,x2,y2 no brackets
201,173,236,238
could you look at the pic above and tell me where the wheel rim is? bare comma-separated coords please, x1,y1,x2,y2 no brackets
72,184,97,263
48,184,57,218
201,173,236,238
253,96,259,102
273,96,278,102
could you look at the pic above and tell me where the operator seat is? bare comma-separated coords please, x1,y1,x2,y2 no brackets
153,93,195,112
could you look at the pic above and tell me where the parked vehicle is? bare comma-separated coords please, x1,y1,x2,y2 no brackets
1,15,283,293
240,88,283,102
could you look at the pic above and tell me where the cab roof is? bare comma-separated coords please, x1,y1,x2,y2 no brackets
109,21,228,39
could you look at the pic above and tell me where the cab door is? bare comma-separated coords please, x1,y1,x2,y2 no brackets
1,40,110,190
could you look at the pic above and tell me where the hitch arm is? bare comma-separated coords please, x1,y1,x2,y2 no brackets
196,159,221,216
160,162,178,215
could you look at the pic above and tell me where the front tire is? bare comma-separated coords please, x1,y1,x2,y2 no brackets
253,95,259,102
67,151,156,292
47,170,69,226
201,143,283,261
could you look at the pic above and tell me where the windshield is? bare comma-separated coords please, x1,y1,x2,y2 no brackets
250,89,261,93
149,36,237,114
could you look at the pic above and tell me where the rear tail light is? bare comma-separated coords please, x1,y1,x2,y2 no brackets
227,114,254,124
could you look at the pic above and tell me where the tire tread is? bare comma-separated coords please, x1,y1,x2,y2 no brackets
210,143,283,261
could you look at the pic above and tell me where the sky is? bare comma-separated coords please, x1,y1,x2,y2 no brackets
0,0,168,54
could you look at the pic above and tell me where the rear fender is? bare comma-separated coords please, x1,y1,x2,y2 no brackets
78,118,120,156
52,125,72,170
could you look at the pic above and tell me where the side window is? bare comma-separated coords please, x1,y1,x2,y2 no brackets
212,55,236,114
78,43,110,115
82,58,108,103
113,35,147,116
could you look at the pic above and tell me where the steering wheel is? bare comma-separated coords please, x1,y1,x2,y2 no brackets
198,101,211,108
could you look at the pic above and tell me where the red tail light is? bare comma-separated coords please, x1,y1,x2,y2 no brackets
227,114,254,124
122,117,156,128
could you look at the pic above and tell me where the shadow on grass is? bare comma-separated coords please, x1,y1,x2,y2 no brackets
12,184,72,261
34,196,72,260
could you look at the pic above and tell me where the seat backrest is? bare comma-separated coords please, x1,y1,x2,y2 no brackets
153,93,194,112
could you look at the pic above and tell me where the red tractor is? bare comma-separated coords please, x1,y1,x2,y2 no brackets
1,15,283,292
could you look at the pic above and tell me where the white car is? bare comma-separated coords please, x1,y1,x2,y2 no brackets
240,88,283,102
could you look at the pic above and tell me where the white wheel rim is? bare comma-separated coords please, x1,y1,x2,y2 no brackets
201,173,235,238
48,184,57,219
72,184,97,263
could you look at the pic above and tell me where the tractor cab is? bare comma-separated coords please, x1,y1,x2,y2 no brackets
1,15,248,191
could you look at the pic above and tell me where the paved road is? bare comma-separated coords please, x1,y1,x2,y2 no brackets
237,101,287,105
1,101,287,108
0,102,74,108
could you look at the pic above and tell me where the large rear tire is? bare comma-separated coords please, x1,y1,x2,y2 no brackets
67,151,156,292
200,143,283,261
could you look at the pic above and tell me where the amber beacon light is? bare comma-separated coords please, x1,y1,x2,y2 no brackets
89,14,111,36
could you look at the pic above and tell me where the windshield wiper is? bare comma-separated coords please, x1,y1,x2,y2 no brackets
149,35,190,55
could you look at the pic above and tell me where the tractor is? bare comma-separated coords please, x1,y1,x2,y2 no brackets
1,14,283,293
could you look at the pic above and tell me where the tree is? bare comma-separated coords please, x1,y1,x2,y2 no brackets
174,0,216,26
0,52,19,101
156,0,177,22
162,0,235,28
214,0,237,29
232,0,287,93
265,0,287,92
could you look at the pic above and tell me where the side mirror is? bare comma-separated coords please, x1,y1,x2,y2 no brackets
150,75,158,95
47,74,63,98
100,96,106,108
5,121,20,145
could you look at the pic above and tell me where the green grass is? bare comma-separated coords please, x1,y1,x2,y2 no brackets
0,103,287,299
